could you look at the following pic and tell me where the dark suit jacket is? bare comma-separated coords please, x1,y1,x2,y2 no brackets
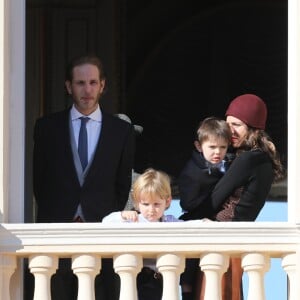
33,108,135,222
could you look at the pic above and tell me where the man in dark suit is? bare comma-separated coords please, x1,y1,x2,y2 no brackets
32,55,135,299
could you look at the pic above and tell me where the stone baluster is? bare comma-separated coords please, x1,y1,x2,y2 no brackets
156,253,185,300
114,253,142,300
199,252,229,300
0,254,17,300
72,254,101,300
242,253,270,300
29,254,58,300
282,253,297,300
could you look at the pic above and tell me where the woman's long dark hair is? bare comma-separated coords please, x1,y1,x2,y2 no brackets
239,128,285,182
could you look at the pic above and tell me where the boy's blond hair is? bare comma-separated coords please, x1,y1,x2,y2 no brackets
131,168,172,209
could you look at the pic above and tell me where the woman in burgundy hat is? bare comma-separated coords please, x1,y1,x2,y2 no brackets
212,93,284,221
196,94,285,300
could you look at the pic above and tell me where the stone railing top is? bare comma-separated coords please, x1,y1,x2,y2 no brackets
0,222,299,257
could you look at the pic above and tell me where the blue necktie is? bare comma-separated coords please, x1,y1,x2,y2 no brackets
78,117,89,170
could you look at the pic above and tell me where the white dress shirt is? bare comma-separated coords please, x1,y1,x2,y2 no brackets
70,104,102,163
70,105,102,221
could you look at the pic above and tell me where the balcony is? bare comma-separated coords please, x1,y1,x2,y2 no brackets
0,221,298,300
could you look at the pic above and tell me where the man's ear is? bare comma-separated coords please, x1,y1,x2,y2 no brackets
194,140,202,152
65,80,72,94
99,78,106,93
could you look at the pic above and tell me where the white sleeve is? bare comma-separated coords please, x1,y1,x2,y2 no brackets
102,211,124,223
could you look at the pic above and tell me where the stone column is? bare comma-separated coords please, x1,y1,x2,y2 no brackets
199,252,229,300
72,254,101,300
156,253,185,300
29,254,58,300
114,253,142,300
0,254,17,300
288,0,300,222
242,253,270,300
282,252,298,300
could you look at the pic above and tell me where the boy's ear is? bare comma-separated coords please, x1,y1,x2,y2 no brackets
194,141,202,152
166,197,172,208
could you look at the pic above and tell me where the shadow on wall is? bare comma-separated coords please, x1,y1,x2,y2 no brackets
127,1,287,178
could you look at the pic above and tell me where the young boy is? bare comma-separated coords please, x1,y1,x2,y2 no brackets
179,116,232,221
102,168,181,300
103,168,180,223
178,117,232,300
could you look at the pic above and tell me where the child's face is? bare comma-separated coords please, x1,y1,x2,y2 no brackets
137,193,171,222
196,136,228,164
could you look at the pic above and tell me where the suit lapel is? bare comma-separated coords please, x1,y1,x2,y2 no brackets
59,109,82,187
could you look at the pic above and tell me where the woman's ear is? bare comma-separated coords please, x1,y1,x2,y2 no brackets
194,141,202,152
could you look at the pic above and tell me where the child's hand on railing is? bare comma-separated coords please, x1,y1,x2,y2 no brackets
121,210,139,222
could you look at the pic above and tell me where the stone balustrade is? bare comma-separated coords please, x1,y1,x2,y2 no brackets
0,222,299,300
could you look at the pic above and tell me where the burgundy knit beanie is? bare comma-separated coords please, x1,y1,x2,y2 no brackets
225,94,267,129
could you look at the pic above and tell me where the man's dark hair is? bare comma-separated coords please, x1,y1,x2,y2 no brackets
65,55,106,81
